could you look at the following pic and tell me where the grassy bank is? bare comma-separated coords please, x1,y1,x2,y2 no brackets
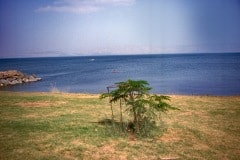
0,91,239,160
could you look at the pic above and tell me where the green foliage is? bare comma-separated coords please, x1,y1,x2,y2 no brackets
100,79,178,136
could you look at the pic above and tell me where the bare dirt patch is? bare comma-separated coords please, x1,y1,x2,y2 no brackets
158,128,181,143
55,93,100,99
17,101,66,108
84,141,128,160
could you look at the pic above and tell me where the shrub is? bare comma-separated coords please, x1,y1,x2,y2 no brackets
100,79,178,136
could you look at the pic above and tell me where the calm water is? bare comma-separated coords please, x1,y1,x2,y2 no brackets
0,53,240,95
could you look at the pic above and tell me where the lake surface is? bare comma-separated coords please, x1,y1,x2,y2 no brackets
0,53,240,95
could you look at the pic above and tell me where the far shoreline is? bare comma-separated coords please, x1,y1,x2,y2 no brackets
0,52,239,60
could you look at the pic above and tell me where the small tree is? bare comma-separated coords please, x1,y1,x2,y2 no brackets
100,79,177,136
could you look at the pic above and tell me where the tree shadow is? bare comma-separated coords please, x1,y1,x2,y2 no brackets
95,118,133,136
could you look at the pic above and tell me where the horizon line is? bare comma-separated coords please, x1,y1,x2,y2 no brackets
1,52,240,59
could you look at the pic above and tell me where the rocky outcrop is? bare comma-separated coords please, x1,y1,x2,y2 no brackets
0,70,42,87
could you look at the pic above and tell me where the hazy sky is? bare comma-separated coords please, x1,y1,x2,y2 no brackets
0,0,240,58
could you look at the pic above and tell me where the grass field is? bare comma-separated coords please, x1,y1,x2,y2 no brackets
0,91,239,160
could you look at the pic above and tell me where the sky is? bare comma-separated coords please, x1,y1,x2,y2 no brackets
0,0,240,58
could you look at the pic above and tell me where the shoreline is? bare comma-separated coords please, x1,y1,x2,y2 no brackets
1,91,239,98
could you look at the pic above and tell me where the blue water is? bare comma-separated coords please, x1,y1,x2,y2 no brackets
0,53,240,95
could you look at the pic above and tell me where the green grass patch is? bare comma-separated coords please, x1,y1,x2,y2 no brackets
0,92,239,159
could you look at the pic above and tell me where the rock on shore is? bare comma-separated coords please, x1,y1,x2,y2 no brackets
0,70,42,87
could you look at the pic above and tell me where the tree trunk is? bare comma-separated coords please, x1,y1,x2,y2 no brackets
120,98,123,130
110,102,114,121
130,92,139,132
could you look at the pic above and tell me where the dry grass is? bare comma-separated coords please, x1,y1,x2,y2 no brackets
0,91,239,160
